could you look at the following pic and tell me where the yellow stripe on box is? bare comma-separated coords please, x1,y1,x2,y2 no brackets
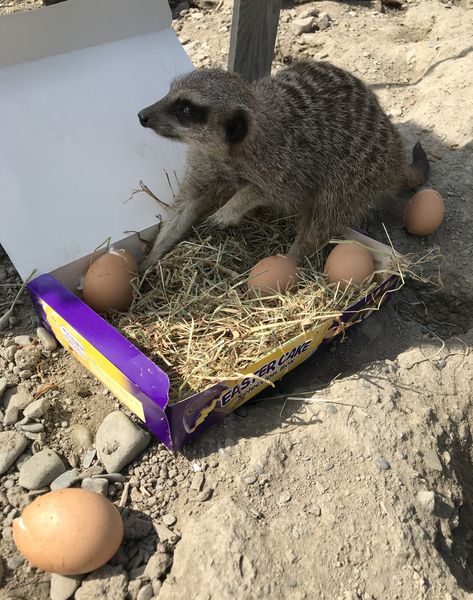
39,300,146,421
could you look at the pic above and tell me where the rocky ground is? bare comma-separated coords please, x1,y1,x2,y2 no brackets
1,0,473,599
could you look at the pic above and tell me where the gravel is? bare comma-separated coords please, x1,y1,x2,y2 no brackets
162,514,177,527
8,386,33,410
18,448,66,490
0,431,28,475
14,345,42,371
423,450,443,473
6,555,24,570
96,411,151,473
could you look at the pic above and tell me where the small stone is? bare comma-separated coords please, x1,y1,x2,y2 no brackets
307,504,321,517
96,411,151,473
155,523,180,544
162,514,177,527
375,457,390,471
68,424,93,449
278,492,292,504
23,397,50,419
9,386,34,410
82,449,97,468
19,369,33,380
137,583,154,600
417,490,435,514
7,554,24,569
323,463,334,471
36,327,58,351
0,376,7,399
152,580,162,595
144,550,172,579
0,431,28,475
75,565,127,600
19,448,66,490
245,475,257,485
50,468,80,490
300,6,318,17
3,405,19,426
92,472,126,482
197,488,213,502
291,16,315,35
50,573,82,600
190,471,205,491
423,450,443,473
124,513,153,540
325,404,337,414
21,423,44,433
14,335,31,347
82,477,108,496
4,345,18,362
0,556,3,583
14,346,42,371
317,12,331,30
7,486,29,510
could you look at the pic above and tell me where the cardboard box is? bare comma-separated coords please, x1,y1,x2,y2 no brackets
0,0,401,450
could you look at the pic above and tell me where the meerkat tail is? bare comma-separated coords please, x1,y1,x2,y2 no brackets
404,141,430,189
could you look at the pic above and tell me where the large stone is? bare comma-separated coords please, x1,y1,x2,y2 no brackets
96,411,150,473
50,573,82,600
0,431,28,475
75,565,127,600
19,448,66,490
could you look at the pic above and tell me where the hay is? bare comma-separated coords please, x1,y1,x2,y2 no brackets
111,217,420,403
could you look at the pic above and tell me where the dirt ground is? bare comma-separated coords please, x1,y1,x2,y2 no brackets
1,0,473,599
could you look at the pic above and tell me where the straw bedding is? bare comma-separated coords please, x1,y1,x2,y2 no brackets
109,214,420,404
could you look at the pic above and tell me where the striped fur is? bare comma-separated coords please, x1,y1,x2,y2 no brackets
138,59,428,268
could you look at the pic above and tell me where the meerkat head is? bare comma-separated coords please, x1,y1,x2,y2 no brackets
138,69,257,148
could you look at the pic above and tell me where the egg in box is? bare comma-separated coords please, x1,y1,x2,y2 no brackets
82,249,139,313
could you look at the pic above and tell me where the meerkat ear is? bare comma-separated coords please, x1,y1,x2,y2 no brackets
224,109,249,145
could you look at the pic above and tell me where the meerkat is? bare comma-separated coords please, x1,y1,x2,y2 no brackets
138,59,429,270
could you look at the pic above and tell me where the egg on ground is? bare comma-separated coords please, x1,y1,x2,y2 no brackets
324,242,375,291
13,488,124,575
247,255,300,297
404,188,445,236
82,248,138,313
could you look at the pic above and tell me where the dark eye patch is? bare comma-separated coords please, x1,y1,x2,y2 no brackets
168,99,208,124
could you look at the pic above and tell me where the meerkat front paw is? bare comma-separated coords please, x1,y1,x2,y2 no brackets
204,206,242,230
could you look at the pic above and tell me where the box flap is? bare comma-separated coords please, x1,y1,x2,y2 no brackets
0,1,192,281
0,0,172,68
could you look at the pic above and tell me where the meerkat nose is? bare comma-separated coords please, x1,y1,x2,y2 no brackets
138,110,150,127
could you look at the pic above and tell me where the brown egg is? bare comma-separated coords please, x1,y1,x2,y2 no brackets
324,243,375,291
12,488,124,575
83,249,138,313
404,188,445,236
247,255,300,297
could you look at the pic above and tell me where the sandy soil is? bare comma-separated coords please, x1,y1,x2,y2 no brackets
1,0,473,599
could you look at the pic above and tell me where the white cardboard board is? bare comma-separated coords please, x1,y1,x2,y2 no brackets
0,0,193,281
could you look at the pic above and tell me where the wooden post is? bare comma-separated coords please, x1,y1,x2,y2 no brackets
228,0,282,82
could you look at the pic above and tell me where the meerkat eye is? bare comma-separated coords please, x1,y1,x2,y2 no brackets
180,104,192,115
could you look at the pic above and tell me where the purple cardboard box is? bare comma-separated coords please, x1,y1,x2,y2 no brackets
27,229,401,450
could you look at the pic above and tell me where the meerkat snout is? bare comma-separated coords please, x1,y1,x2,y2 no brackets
138,108,151,127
